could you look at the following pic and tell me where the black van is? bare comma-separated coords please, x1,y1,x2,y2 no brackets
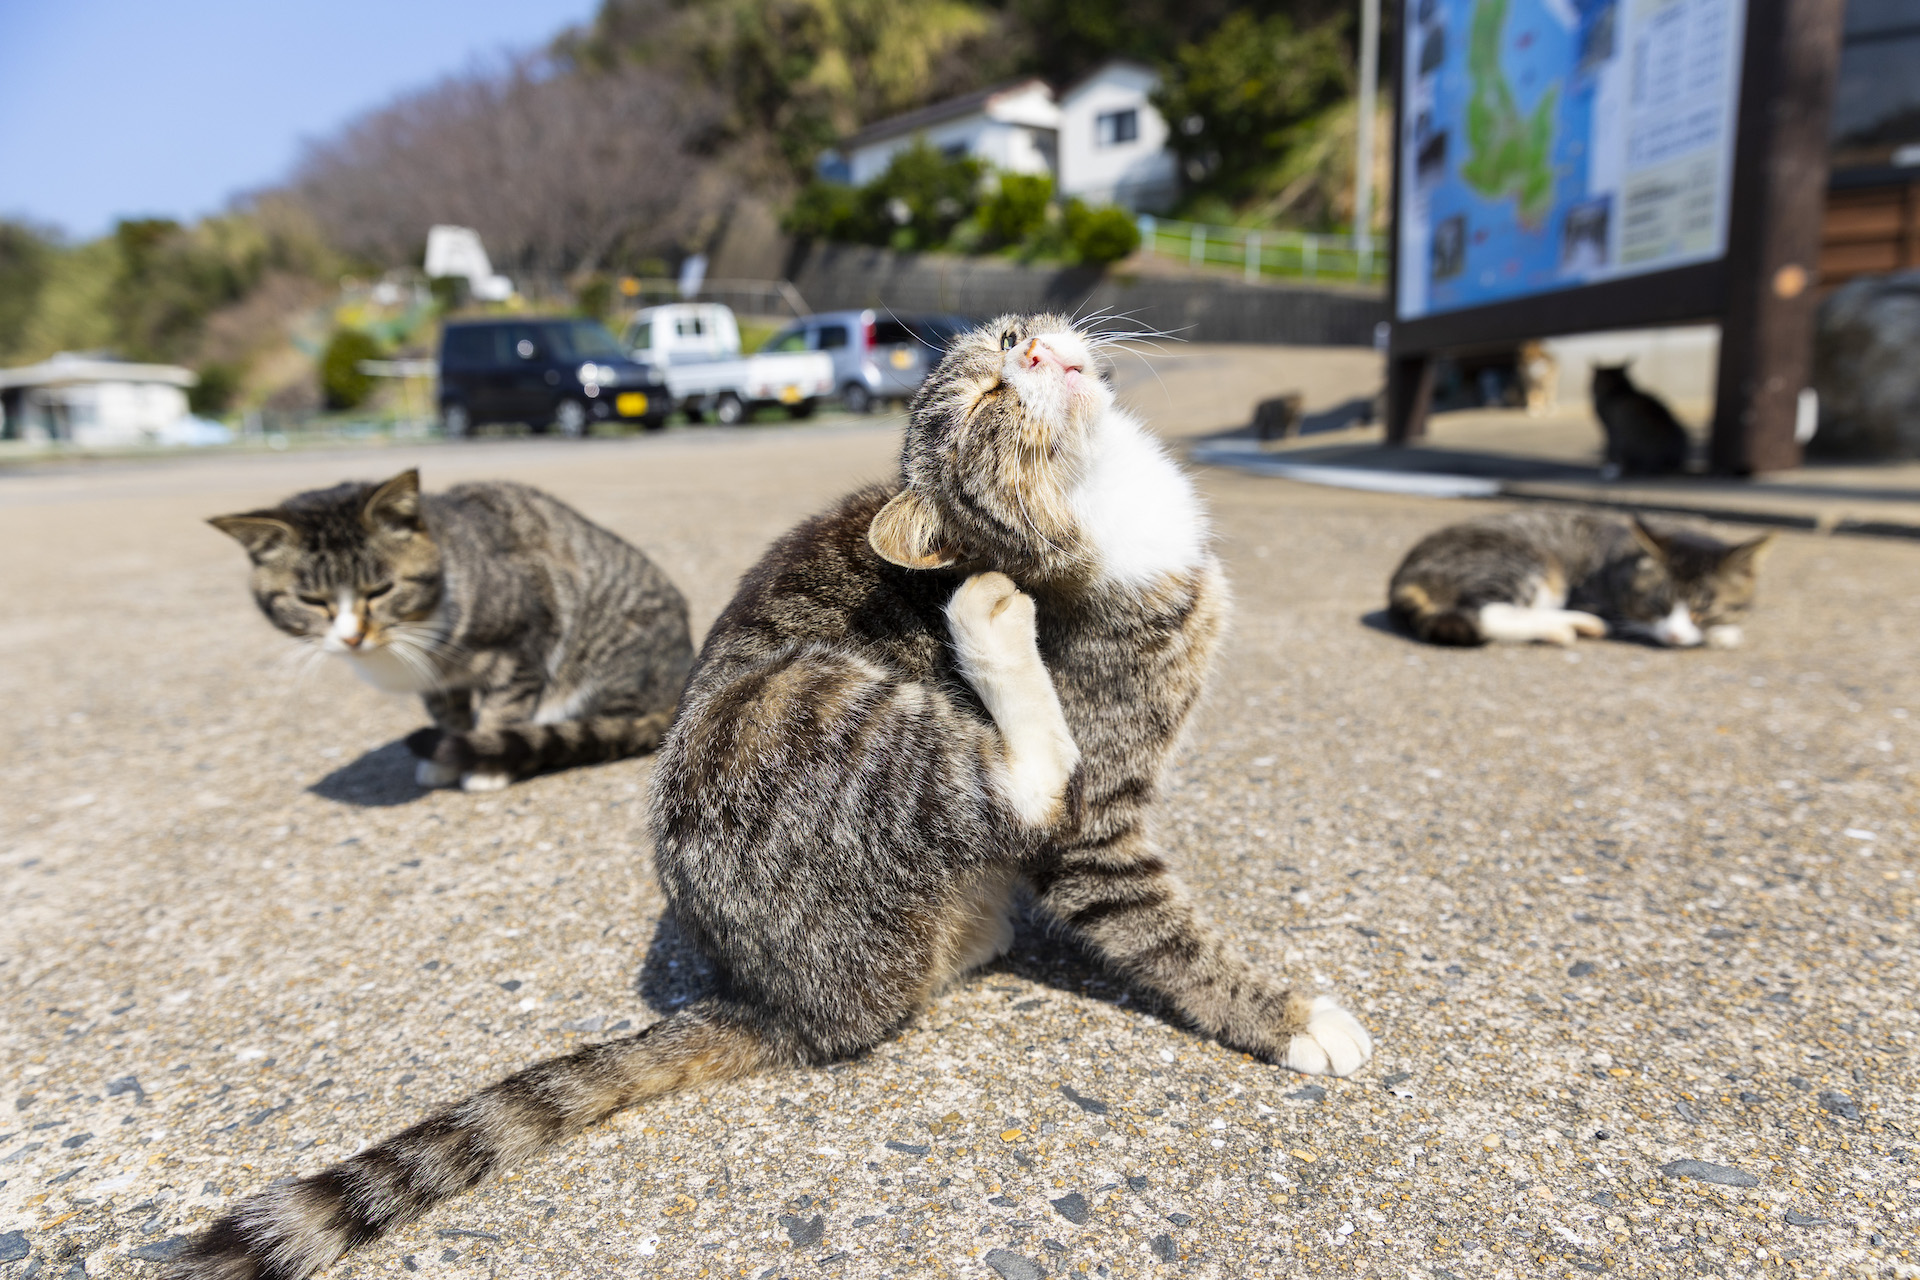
437,317,668,436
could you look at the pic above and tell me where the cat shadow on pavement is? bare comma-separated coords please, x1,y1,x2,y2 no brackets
632,894,1182,1034
307,736,432,808
1359,608,1413,640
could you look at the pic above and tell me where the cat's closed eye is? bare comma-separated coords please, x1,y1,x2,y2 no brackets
296,592,333,610
364,581,394,599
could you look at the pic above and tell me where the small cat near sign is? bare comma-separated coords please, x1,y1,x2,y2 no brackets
1592,363,1689,478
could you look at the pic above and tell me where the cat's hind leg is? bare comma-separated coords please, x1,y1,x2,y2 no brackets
1032,832,1372,1076
1476,602,1607,646
947,572,1081,828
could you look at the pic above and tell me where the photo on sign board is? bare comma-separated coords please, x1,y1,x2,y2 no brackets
1560,197,1611,273
1432,214,1467,281
1417,124,1451,190
1578,0,1619,75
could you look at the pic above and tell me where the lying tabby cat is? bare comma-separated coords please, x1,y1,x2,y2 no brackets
210,469,692,790
174,316,1373,1278
1389,507,1773,648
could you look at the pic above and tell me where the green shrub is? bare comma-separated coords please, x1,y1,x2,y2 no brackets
783,142,983,251
783,180,870,241
574,274,612,320
980,172,1053,247
188,361,241,415
1065,201,1141,265
0,221,52,360
428,275,469,313
862,141,983,251
320,328,382,410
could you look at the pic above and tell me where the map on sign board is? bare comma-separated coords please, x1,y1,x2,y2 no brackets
1395,0,1747,320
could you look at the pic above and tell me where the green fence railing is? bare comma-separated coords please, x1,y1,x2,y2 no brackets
1136,215,1385,286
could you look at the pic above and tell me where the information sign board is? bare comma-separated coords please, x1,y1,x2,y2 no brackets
1396,0,1749,320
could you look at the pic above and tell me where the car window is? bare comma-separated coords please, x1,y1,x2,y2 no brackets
536,320,625,361
675,315,706,337
816,324,850,350
442,327,493,369
761,327,808,353
626,319,652,350
873,320,915,347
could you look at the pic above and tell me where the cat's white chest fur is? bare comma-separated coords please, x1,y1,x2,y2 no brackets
1070,407,1208,588
341,645,438,693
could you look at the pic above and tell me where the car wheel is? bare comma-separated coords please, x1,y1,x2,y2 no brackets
681,402,705,424
786,399,818,420
714,393,746,426
842,382,873,415
641,415,668,432
440,403,471,438
553,399,589,438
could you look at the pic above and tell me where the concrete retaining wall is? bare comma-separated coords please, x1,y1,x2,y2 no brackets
785,244,1386,347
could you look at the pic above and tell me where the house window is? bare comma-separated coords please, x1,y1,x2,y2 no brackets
1096,108,1139,146
941,141,970,160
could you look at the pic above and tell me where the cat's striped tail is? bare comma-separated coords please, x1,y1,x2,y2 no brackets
412,710,677,781
1397,583,1482,644
167,1000,778,1280
1387,582,1484,646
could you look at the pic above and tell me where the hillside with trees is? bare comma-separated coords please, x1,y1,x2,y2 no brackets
1,0,1380,418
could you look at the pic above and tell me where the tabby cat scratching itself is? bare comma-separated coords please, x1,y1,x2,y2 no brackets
1592,362,1689,478
1389,507,1773,648
172,317,1372,1280
210,470,692,791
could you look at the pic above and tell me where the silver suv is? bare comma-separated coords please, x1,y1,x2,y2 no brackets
761,311,972,413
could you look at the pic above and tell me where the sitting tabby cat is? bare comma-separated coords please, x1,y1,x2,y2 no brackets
1389,507,1773,648
210,470,692,791
174,316,1373,1279
1593,362,1689,478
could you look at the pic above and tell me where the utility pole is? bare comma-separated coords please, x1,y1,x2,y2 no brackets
1354,0,1381,261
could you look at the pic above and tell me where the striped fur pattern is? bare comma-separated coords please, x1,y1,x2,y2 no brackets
1389,507,1774,648
211,470,692,788
174,316,1372,1279
169,999,779,1280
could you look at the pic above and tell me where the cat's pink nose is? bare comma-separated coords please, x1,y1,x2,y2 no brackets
1023,338,1081,374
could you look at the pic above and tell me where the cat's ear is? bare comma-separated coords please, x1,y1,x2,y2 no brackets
1721,531,1776,573
208,513,298,562
363,469,423,534
868,489,959,569
1629,517,1672,561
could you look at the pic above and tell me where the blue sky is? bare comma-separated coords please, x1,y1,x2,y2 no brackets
0,0,604,240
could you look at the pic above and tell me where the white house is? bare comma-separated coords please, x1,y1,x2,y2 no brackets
0,353,197,447
822,62,1178,212
1056,60,1179,212
832,78,1060,188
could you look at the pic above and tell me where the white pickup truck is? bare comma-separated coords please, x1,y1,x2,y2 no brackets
621,303,835,424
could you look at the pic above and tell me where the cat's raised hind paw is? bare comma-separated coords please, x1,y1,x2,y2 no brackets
1283,995,1374,1077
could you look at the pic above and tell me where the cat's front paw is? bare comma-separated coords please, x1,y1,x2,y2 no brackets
1283,995,1374,1077
460,771,512,792
415,758,461,788
1705,624,1743,649
947,571,1037,673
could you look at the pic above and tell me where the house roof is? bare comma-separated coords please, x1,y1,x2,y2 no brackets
1057,58,1162,104
841,77,1057,151
0,352,196,391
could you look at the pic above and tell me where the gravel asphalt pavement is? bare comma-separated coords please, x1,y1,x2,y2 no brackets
1,378,1915,1278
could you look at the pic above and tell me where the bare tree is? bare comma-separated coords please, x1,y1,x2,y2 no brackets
289,58,727,279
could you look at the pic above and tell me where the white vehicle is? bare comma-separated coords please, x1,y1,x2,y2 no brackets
622,303,835,424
